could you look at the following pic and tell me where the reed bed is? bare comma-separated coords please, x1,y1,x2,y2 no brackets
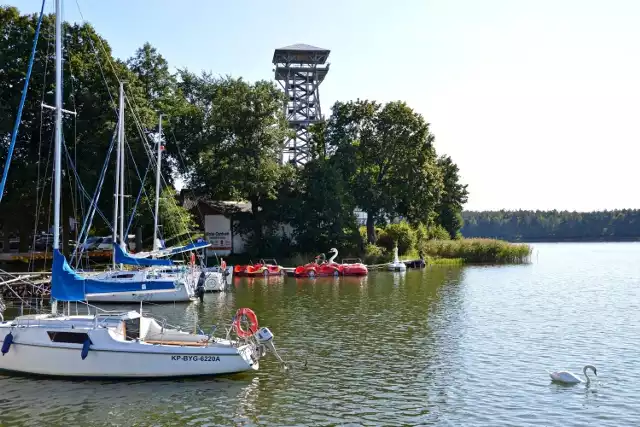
419,238,532,264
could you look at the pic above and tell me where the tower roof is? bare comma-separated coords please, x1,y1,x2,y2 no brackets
273,44,330,64
277,43,328,51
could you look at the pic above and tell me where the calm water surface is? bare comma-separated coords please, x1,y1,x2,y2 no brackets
0,243,639,426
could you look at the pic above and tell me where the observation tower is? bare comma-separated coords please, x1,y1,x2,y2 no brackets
273,44,330,165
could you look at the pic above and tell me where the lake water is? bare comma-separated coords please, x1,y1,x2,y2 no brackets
0,242,639,426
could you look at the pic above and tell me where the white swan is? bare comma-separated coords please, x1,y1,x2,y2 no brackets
549,365,597,384
327,248,338,264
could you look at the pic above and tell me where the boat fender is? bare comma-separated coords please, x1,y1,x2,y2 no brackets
81,338,91,360
1,332,13,356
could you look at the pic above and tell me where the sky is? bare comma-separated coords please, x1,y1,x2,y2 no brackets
6,0,640,211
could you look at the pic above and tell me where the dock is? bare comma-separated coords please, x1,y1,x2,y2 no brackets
0,250,112,263
0,271,51,301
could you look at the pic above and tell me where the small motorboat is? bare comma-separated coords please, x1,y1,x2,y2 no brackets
234,259,285,277
387,246,407,272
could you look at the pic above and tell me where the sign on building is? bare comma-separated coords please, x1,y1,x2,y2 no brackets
204,215,232,253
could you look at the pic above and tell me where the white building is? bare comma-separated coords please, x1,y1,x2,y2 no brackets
181,194,294,256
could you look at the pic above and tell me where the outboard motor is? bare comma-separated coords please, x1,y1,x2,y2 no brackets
256,327,288,369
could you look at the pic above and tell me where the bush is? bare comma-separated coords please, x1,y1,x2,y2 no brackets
363,243,391,265
359,225,385,242
377,221,416,255
427,224,451,240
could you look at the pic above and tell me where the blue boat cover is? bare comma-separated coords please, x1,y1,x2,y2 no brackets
114,243,172,267
52,249,86,302
166,240,211,256
52,250,177,302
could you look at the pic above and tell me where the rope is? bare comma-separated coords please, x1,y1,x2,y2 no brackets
124,135,153,236
61,137,113,230
74,0,198,256
29,13,54,271
71,122,118,265
0,0,46,203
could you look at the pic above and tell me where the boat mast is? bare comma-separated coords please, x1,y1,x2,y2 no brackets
112,82,124,268
52,0,62,314
53,0,62,255
153,114,163,252
118,82,125,252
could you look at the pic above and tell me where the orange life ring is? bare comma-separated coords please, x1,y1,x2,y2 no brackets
233,307,259,338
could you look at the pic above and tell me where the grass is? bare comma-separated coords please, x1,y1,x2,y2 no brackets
425,256,464,265
419,238,532,264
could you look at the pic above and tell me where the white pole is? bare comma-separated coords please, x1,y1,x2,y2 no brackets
112,82,123,268
52,0,63,314
119,85,125,251
153,114,163,252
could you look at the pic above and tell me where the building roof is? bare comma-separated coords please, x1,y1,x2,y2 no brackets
181,192,252,216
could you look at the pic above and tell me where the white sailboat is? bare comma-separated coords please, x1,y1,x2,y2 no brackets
0,0,280,378
86,112,225,301
85,84,197,303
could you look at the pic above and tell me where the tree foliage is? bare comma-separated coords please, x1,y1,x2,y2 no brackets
436,155,469,239
462,210,640,241
326,100,444,243
0,7,470,256
135,187,196,246
0,7,190,250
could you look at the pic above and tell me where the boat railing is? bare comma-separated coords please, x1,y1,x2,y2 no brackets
135,311,247,348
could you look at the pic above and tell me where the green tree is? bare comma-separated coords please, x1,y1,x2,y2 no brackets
326,100,442,244
127,42,175,111
0,7,161,253
436,155,469,238
134,187,196,247
171,74,290,245
291,158,359,253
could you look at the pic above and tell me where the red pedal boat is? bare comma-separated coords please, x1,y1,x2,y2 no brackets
234,259,285,277
294,248,368,277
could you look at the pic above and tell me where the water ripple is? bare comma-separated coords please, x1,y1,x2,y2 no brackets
0,243,639,425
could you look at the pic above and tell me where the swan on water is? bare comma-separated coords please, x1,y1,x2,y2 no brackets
549,365,597,384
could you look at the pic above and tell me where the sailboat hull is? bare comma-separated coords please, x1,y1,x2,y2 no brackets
84,269,196,303
85,287,194,303
0,320,258,378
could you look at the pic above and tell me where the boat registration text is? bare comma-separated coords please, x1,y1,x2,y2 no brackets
171,355,221,362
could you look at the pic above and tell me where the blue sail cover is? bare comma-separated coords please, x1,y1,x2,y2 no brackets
114,243,172,266
52,250,177,302
166,241,211,256
52,249,87,301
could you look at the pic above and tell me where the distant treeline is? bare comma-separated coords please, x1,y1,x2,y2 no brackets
461,210,640,241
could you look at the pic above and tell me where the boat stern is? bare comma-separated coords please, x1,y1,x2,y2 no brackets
238,343,260,371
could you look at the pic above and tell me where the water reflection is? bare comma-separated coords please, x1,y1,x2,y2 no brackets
0,374,260,426
5,245,637,425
